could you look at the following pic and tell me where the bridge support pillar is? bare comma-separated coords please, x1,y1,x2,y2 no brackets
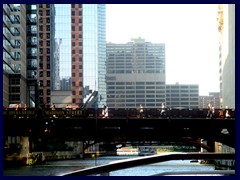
207,139,215,152
19,136,30,165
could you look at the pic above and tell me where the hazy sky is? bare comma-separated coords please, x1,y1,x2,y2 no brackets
106,4,220,96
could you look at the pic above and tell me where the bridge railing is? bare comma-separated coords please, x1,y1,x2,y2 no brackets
58,152,235,176
3,108,235,119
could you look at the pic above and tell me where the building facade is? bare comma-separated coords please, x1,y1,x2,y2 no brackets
38,4,55,107
166,84,199,109
217,4,235,109
106,38,166,108
199,92,220,108
54,4,106,108
3,4,27,107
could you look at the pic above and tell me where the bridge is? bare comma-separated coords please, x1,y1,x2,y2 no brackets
3,108,235,151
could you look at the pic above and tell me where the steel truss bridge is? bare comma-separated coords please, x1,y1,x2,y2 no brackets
3,107,235,151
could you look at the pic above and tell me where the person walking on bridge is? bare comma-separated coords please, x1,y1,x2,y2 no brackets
160,103,166,117
102,104,109,118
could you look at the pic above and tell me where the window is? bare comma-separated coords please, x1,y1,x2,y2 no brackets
71,11,75,16
72,65,75,69
72,42,75,46
72,73,75,77
39,89,43,96
71,4,75,8
72,50,75,54
47,40,50,46
72,91,76,95
72,58,75,62
47,80,50,87
72,34,75,38
72,26,75,31
40,80,43,87
72,18,75,23
47,71,50,77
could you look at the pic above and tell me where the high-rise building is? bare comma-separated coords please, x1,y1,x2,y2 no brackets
217,4,235,108
26,4,39,107
3,4,27,107
38,4,55,107
166,84,199,109
106,38,166,108
54,4,106,108
199,92,220,108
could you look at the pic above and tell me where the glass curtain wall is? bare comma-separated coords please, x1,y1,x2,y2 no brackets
54,4,71,81
82,4,106,107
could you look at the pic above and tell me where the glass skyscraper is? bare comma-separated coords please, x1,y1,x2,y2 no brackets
54,4,106,107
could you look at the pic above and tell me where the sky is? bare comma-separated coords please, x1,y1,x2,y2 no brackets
106,4,220,96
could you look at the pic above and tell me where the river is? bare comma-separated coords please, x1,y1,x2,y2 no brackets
3,155,216,176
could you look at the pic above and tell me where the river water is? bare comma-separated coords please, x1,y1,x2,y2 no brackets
3,156,216,176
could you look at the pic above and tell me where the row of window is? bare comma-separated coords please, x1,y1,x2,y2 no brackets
108,95,165,98
107,86,165,89
108,82,165,85
107,90,166,94
107,99,166,103
39,71,51,77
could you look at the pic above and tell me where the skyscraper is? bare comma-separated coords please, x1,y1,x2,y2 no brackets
3,4,27,107
55,4,106,108
38,4,55,107
106,38,166,108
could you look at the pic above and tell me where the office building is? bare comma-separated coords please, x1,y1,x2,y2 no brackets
54,4,106,107
38,4,55,107
166,83,199,109
3,4,27,107
106,38,166,108
218,4,235,108
199,92,220,108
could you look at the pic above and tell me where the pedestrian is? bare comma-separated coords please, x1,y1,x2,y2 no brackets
219,105,224,119
51,103,56,111
51,103,56,118
24,104,27,110
160,103,166,117
102,104,108,118
139,104,144,118
207,102,213,118
225,106,231,118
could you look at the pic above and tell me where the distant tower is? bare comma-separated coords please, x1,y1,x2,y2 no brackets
53,38,61,90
